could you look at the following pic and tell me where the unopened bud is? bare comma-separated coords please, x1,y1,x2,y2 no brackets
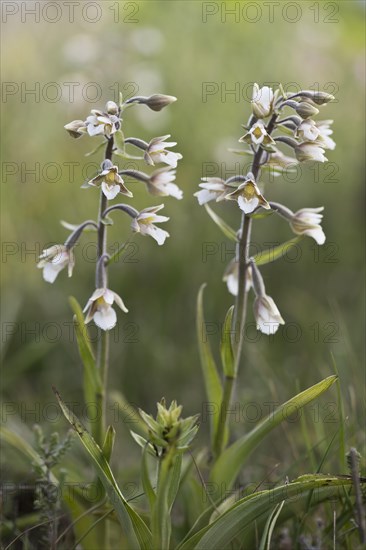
298,91,335,105
64,120,86,138
106,101,119,115
295,102,320,119
125,94,177,111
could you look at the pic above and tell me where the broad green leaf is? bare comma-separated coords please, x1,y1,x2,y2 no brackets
69,297,102,441
253,236,302,266
184,475,354,550
196,285,223,446
54,388,152,550
220,306,235,378
204,204,237,242
210,376,337,491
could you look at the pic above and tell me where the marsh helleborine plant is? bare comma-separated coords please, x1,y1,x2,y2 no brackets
195,83,335,456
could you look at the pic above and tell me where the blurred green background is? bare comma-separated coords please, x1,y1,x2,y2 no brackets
1,0,365,484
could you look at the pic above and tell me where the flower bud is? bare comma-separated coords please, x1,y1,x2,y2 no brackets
142,94,177,111
64,120,86,138
297,91,335,105
295,102,320,119
106,101,119,115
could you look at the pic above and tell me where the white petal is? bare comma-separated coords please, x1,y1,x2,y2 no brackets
102,182,120,200
113,292,128,313
103,288,115,304
194,189,217,205
94,306,117,331
226,273,238,296
145,225,170,245
238,196,259,214
43,262,64,283
87,124,104,136
305,228,326,245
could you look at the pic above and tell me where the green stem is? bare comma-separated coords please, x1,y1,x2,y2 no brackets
214,113,278,458
93,137,114,550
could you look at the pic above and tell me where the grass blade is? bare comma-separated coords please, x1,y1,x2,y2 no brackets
210,376,338,491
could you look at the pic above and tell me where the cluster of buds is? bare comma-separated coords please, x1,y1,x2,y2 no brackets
195,83,335,334
38,94,182,331
132,399,199,457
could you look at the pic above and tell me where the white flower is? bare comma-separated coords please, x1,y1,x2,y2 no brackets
223,259,252,296
315,120,336,150
85,109,119,138
251,83,274,119
147,168,183,199
144,135,183,168
37,245,74,283
131,204,170,246
225,178,270,214
295,142,327,163
290,207,326,245
64,119,87,139
84,288,128,331
253,295,284,335
296,119,320,141
89,164,132,200
240,121,275,146
194,178,231,205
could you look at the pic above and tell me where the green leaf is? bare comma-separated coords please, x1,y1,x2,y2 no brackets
210,376,338,491
102,425,115,463
69,297,102,410
220,306,235,378
142,445,156,510
196,285,223,446
180,475,354,550
227,148,254,157
167,453,182,511
204,204,237,242
151,452,175,549
85,140,106,157
253,236,302,266
258,500,285,550
54,388,152,550
114,129,126,154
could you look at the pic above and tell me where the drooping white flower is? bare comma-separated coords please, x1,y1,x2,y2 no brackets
251,83,274,119
290,207,326,245
131,204,170,245
85,105,119,138
147,168,183,199
194,178,232,205
88,163,132,200
223,259,252,296
83,287,128,331
253,295,285,335
225,178,270,214
37,245,74,283
240,121,275,146
295,142,327,162
144,135,183,168
64,119,87,139
315,120,336,150
296,119,320,141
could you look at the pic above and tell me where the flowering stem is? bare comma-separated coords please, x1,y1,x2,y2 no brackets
95,137,114,446
214,113,278,458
